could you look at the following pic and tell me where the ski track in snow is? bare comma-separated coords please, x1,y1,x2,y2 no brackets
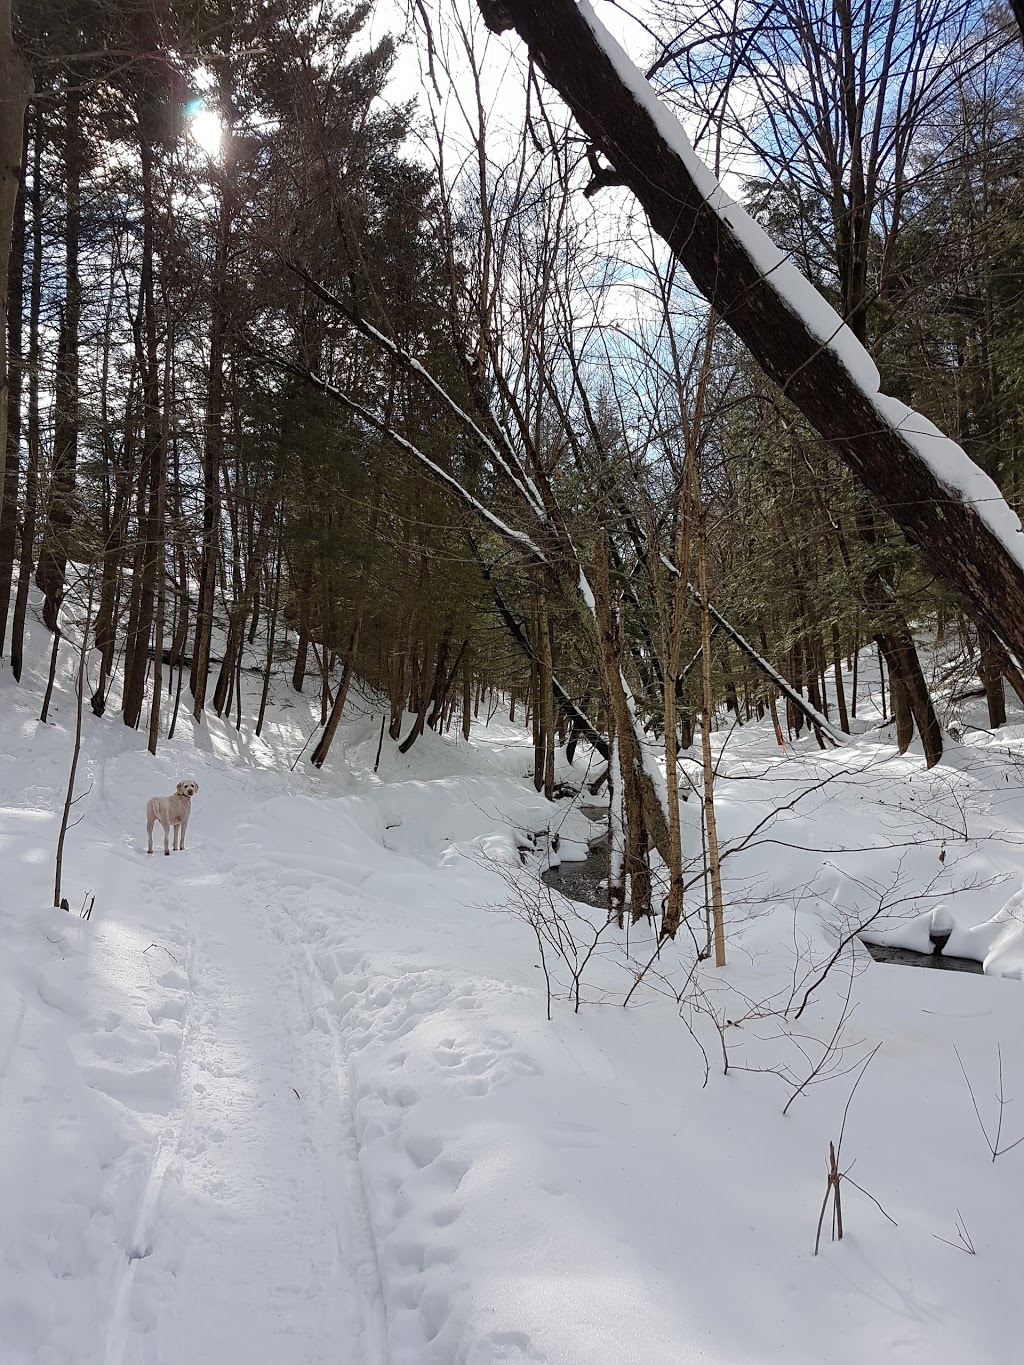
8,625,1024,1365
102,811,391,1365
75,766,543,1365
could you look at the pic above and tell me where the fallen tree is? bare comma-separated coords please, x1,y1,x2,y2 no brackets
475,0,1024,665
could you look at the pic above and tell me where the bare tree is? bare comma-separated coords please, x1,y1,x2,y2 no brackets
474,0,1024,675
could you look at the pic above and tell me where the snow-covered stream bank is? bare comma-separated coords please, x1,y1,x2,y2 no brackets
4,617,1024,1364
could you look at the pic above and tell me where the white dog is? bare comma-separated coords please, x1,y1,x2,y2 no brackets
146,780,199,856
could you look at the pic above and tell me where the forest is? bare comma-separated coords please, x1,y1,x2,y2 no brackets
1,0,1023,935
4,3,1024,1361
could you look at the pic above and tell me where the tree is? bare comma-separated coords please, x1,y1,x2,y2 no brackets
0,0,32,529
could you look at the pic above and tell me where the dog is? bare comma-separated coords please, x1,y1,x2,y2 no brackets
146,780,199,856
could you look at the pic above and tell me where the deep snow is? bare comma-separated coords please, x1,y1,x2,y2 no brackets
4,600,1024,1364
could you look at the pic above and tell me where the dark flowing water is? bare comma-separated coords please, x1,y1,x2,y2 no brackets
860,939,984,973
541,814,986,973
541,835,609,908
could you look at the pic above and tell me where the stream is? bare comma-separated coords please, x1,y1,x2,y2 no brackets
860,940,983,973
542,810,985,974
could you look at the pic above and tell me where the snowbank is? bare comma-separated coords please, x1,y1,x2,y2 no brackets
3,605,1024,1364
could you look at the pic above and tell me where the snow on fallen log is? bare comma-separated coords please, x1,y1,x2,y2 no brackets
478,0,1024,663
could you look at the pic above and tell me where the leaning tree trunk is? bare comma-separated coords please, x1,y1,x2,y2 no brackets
477,0,1024,666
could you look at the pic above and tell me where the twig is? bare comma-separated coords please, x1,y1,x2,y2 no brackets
814,1043,883,1254
933,1210,976,1255
143,943,177,962
953,1044,1024,1162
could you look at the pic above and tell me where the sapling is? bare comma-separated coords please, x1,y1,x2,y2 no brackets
54,578,95,909
933,1211,976,1255
813,1043,896,1254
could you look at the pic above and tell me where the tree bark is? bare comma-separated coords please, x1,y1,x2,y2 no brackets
256,521,283,738
697,517,726,966
123,126,162,730
0,0,31,531
191,153,231,721
831,622,851,734
37,84,82,632
0,119,25,649
978,625,1007,729
9,110,40,681
592,536,652,924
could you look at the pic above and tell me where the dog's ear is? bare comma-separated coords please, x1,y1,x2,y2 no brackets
176,781,187,795
191,780,199,793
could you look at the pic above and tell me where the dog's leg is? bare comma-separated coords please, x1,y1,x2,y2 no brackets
163,818,170,856
172,821,180,852
147,813,155,855
180,809,189,851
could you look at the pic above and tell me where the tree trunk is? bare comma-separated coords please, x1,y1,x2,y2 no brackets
9,112,39,681
388,641,408,739
0,120,26,650
213,509,274,716
256,522,283,738
398,632,438,754
291,565,312,693
879,622,943,767
978,625,1007,730
147,333,172,756
55,580,94,907
426,624,453,731
37,85,82,632
191,158,231,721
0,0,31,531
831,622,850,733
697,517,726,967
462,653,472,740
123,126,162,731
592,537,652,924
538,590,555,799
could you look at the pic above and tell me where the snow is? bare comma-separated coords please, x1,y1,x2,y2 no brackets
4,602,1024,1364
575,1,1024,572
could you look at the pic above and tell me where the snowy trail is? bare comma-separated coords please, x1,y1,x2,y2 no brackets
8,630,1024,1365
110,837,389,1365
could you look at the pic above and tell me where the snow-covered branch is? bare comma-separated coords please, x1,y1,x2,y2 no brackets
478,0,1024,663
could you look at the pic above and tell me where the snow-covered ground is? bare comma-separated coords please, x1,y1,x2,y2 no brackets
3,602,1024,1364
